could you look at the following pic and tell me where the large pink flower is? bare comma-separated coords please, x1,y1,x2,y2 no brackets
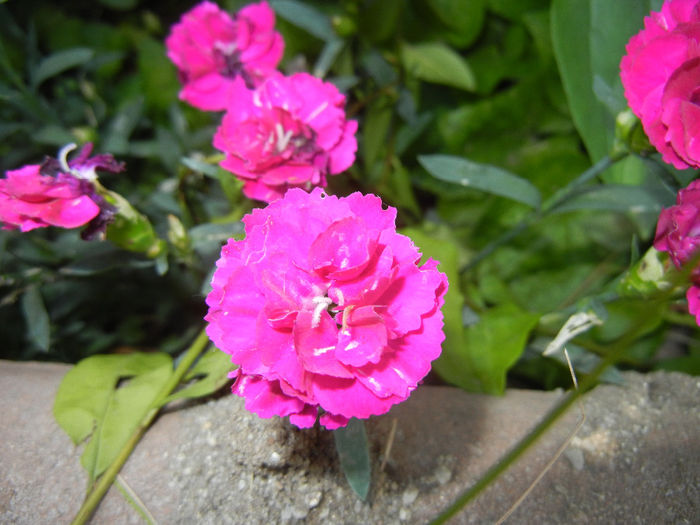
654,179,700,324
213,73,358,203
0,144,122,233
205,188,447,429
166,1,283,111
620,0,700,169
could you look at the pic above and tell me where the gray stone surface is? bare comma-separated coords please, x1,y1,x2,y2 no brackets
0,360,698,524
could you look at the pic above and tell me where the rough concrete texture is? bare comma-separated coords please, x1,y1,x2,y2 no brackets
0,360,698,524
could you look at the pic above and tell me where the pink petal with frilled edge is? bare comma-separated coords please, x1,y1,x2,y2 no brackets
319,412,349,430
687,285,700,325
311,374,402,419
354,300,446,399
382,259,447,336
289,405,318,428
294,310,353,378
335,306,388,367
329,120,359,175
309,217,376,280
329,245,396,308
233,373,307,419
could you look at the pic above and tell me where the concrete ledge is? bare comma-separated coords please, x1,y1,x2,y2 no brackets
1,360,697,523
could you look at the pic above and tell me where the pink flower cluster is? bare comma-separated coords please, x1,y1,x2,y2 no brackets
166,1,284,111
654,179,700,324
166,1,357,202
213,73,358,202
205,188,447,429
620,0,700,169
0,144,121,233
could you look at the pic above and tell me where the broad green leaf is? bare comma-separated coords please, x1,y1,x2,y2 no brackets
551,0,610,161
358,0,402,43
436,303,540,394
400,42,476,92
488,0,549,20
418,154,541,208
163,347,235,404
552,184,665,214
21,286,50,352
32,47,94,87
54,352,173,482
334,418,370,500
271,0,335,42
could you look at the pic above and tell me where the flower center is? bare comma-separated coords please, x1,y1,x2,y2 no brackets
311,295,333,328
213,41,254,87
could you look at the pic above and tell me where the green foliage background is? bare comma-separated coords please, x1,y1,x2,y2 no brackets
1,0,698,388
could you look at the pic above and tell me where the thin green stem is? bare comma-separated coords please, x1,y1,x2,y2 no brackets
70,328,210,525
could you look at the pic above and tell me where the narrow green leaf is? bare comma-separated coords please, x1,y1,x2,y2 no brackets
418,154,541,208
400,42,476,91
53,353,173,482
21,286,50,352
334,418,371,500
181,156,219,178
271,0,335,42
33,47,94,87
552,184,664,214
163,348,234,404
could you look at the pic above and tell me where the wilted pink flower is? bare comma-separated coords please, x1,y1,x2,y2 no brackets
205,188,447,429
166,1,283,111
214,73,358,203
654,179,700,324
620,0,700,169
0,143,122,233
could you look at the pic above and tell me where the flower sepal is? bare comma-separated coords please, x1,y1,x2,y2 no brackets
98,185,167,259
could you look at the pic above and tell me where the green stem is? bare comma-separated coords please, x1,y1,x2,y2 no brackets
70,328,210,525
461,153,628,274
429,296,664,525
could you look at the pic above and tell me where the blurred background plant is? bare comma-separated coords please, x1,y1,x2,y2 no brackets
1,0,698,390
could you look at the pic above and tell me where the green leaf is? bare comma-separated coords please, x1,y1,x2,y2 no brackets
181,156,219,178
551,0,610,161
137,37,178,113
54,353,173,482
32,47,94,87
271,0,335,42
426,0,486,48
21,286,50,352
163,347,234,404
552,184,664,214
418,154,541,208
436,303,540,394
334,418,371,501
590,1,653,115
400,42,476,92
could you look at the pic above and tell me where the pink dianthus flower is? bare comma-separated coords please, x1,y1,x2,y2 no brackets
213,72,358,203
205,188,447,429
654,179,700,324
0,143,122,233
166,1,284,111
620,0,700,169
